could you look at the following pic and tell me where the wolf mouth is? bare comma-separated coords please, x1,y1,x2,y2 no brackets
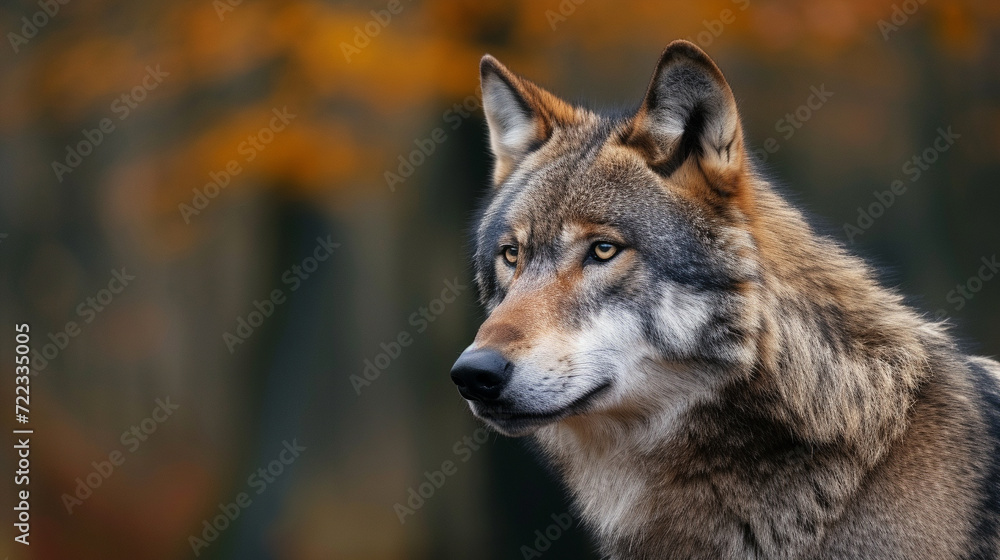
478,381,612,426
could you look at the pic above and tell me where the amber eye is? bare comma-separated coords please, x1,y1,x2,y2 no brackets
591,242,619,262
502,245,519,265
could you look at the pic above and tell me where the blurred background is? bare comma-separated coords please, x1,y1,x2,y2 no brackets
0,0,997,558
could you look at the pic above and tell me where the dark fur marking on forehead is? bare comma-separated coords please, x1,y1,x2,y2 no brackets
507,122,616,240
536,121,616,180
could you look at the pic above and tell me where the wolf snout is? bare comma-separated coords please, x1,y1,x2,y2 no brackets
450,348,512,402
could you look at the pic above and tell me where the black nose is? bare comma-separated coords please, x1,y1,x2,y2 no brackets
450,348,512,402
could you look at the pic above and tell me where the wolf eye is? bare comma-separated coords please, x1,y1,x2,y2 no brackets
590,242,619,262
502,245,519,265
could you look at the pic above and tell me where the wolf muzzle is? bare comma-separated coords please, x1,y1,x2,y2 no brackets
450,348,512,402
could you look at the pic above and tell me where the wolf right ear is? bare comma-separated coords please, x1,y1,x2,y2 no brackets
480,55,580,185
625,41,746,194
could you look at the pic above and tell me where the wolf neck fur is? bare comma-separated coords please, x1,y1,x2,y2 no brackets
533,179,944,551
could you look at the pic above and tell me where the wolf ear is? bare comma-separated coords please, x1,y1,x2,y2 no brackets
480,55,579,185
625,41,745,193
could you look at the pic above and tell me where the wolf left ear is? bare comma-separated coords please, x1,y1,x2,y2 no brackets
625,41,745,193
480,55,580,185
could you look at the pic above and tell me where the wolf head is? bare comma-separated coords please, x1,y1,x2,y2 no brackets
452,41,766,437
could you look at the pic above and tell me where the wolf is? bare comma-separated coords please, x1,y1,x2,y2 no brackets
449,40,1000,559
